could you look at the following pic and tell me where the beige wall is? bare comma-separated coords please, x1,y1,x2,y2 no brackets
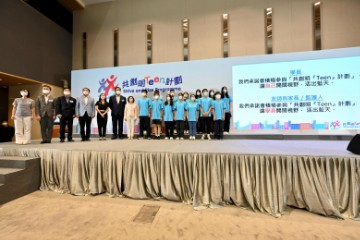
0,0,72,87
72,0,360,70
8,85,63,140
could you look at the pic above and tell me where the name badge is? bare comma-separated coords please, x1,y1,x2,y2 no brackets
69,100,74,103
49,99,54,102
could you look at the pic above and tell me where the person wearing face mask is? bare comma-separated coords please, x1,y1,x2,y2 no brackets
56,87,77,142
96,93,110,141
183,91,190,134
163,94,175,140
137,89,151,139
221,86,233,134
124,96,137,140
0,120,15,143
212,91,226,140
209,89,215,100
174,93,187,140
11,89,35,144
199,88,213,140
75,87,96,141
109,87,127,139
35,85,56,144
169,89,178,135
208,89,216,134
150,92,164,139
185,94,199,140
169,89,178,103
195,89,202,133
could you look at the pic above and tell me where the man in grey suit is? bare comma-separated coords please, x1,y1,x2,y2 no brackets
36,85,56,144
75,87,96,141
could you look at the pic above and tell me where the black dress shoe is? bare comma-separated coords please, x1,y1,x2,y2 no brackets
81,139,86,142
111,136,117,140
60,139,65,143
86,138,91,141
68,139,74,142
40,140,46,144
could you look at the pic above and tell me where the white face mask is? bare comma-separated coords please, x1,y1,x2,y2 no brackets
196,92,201,96
203,92,208,97
216,95,221,100
20,91,28,97
191,97,195,101
166,97,171,101
178,96,183,100
116,91,121,95
142,92,146,97
83,91,89,96
210,92,214,97
154,95,159,100
64,91,70,96
43,89,50,95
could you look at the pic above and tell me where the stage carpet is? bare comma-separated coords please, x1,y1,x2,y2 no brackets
0,139,359,219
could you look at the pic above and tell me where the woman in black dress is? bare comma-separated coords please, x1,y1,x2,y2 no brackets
95,93,110,140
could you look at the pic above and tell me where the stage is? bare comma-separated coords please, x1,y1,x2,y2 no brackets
0,138,359,219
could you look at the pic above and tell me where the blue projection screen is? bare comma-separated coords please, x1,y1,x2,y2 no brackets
232,56,360,132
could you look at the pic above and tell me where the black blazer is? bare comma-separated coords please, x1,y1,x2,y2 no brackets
56,96,77,118
109,95,126,116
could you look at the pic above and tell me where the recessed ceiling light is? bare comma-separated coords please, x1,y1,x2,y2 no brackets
314,2,321,6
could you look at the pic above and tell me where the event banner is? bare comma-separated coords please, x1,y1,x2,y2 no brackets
72,47,360,134
232,56,360,131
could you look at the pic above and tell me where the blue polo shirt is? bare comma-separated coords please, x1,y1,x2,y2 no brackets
186,101,199,122
222,95,232,113
163,104,174,121
150,99,163,120
137,97,151,116
174,101,186,120
199,97,212,117
212,100,225,120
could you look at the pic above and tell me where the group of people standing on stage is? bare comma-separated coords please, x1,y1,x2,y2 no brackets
10,84,232,144
133,86,233,141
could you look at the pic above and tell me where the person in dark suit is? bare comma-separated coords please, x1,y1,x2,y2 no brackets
35,85,56,144
108,87,126,139
75,87,96,141
56,88,76,142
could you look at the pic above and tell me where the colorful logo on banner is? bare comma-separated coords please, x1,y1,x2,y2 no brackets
98,75,119,96
98,74,184,96
330,120,341,129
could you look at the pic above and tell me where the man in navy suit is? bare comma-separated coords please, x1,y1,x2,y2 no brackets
75,87,95,141
109,87,126,139
56,88,76,142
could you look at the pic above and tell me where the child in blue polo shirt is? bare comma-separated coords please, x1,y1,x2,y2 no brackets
174,92,187,140
137,89,151,139
212,91,226,140
186,94,199,140
221,86,233,134
163,94,174,139
150,91,164,139
199,88,212,140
